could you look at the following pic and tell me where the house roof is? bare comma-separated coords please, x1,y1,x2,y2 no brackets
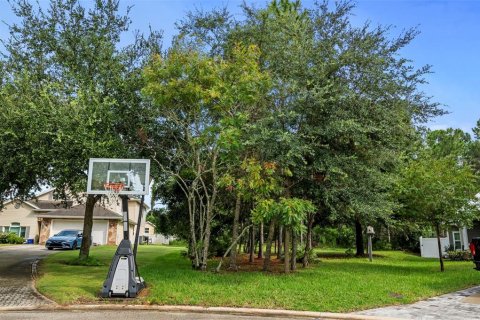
145,221,156,228
29,200,74,210
36,204,124,221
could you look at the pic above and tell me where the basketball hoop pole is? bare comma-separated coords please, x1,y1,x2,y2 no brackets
121,195,129,240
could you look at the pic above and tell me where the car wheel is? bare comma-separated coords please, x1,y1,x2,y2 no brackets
47,247,53,250
72,241,77,250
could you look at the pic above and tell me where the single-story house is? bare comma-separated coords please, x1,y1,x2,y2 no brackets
0,189,150,245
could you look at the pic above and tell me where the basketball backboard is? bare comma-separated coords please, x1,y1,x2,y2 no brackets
87,158,150,195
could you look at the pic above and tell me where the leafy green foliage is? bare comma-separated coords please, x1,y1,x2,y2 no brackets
0,233,25,244
447,250,472,261
398,129,479,228
142,43,271,269
252,197,316,232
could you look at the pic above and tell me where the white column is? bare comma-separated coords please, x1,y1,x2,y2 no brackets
462,227,469,250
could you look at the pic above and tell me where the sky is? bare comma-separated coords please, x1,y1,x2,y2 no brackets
0,0,479,135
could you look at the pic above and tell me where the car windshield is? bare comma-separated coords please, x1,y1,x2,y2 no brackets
56,230,78,237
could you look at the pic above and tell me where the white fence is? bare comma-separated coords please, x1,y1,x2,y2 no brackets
420,236,449,258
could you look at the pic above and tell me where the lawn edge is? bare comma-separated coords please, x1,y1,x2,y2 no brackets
0,304,403,320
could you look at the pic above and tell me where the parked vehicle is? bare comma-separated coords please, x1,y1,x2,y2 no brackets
469,238,480,270
45,229,82,250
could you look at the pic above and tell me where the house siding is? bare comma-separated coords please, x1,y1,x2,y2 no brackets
467,221,480,242
0,202,39,240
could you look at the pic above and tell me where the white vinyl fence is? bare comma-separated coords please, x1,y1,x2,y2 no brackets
420,236,449,258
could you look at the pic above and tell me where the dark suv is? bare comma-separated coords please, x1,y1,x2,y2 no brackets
469,238,480,270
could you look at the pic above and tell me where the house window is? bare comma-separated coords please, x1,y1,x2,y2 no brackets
144,228,149,234
9,222,20,236
452,231,462,250
7,223,27,238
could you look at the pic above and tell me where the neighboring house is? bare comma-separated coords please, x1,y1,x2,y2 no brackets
143,221,172,245
447,223,480,251
0,189,150,245
420,195,480,258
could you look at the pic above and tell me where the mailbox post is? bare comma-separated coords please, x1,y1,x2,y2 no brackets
367,226,375,262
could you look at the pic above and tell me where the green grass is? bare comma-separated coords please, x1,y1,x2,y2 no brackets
36,246,480,312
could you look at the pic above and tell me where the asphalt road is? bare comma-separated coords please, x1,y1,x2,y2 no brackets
0,310,314,320
0,245,55,307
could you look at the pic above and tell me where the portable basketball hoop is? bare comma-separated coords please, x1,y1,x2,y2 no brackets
87,158,150,298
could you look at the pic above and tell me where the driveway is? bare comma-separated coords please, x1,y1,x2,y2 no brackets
0,245,55,307
356,285,480,320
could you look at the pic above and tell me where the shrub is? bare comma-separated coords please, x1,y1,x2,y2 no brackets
447,250,471,261
312,225,355,248
0,233,25,244
373,240,393,251
169,239,187,247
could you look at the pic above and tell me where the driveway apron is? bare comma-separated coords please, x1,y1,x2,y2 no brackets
0,245,54,307
356,285,480,320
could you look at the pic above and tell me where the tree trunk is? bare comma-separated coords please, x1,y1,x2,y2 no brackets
291,229,297,271
355,218,364,256
188,195,200,269
303,213,314,267
229,194,241,270
284,226,291,273
200,206,213,271
79,195,99,260
249,225,255,263
258,222,264,259
436,223,445,272
277,225,283,259
263,219,276,271
216,224,251,272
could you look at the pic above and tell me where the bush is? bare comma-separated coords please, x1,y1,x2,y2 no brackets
0,233,25,244
312,225,355,248
169,239,187,247
447,250,471,261
373,239,393,251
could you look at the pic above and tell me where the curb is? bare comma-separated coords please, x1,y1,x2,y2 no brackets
30,259,57,305
0,304,403,320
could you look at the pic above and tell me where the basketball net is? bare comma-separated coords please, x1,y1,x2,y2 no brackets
103,182,125,207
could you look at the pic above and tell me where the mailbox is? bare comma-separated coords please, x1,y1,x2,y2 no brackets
367,226,375,235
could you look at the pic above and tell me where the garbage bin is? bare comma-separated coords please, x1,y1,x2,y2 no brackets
26,239,34,244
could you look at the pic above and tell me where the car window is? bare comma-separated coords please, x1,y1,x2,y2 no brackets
56,230,79,237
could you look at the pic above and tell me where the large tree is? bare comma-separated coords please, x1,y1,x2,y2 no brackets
161,0,445,265
231,0,443,256
1,0,160,259
397,129,479,271
142,44,270,270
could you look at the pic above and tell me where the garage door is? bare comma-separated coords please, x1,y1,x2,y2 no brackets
51,219,108,245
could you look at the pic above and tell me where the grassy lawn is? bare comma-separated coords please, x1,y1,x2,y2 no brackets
36,246,480,312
